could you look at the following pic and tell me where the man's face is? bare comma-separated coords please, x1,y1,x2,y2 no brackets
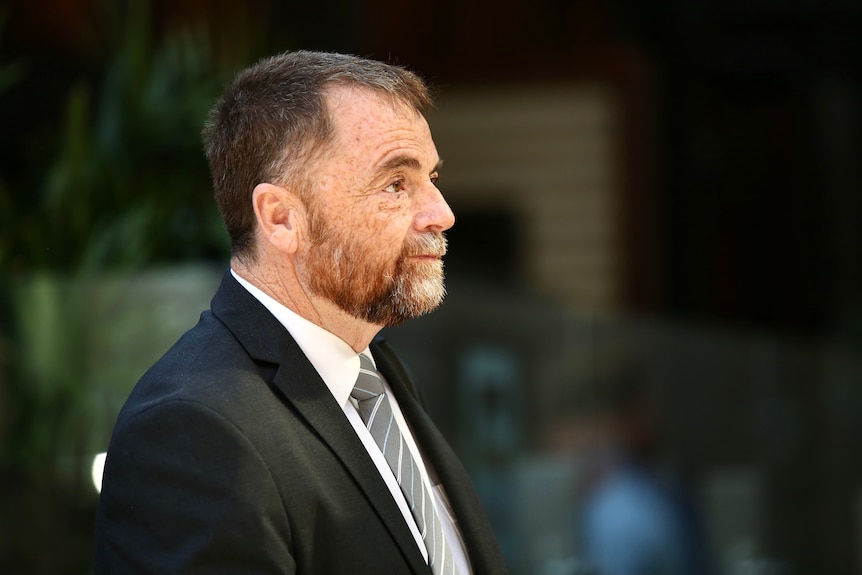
299,86,455,327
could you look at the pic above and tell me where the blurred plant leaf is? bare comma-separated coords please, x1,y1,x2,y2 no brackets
6,2,231,274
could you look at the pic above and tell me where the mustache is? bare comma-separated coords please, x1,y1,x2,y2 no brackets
403,233,447,258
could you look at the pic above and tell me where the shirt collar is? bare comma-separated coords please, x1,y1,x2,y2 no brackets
231,269,373,407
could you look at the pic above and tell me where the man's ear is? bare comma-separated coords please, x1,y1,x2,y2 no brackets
252,183,304,255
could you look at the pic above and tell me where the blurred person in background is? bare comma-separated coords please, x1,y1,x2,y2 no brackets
577,368,710,575
93,50,509,575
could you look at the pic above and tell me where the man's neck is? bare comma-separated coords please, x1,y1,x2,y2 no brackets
231,257,381,353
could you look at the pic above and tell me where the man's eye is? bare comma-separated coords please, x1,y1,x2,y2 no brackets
384,180,405,193
430,172,440,185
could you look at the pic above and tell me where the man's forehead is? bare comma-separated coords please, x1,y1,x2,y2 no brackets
324,84,418,124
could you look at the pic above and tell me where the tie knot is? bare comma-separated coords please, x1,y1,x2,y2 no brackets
351,354,385,401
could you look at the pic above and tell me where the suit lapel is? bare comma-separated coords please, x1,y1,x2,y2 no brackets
210,272,430,575
271,352,430,575
374,338,508,575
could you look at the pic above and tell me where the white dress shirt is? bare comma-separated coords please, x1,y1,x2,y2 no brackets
231,270,471,574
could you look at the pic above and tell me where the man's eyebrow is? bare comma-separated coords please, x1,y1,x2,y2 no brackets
376,155,443,175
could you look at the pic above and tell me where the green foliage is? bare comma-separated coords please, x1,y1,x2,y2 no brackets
2,2,231,274
0,0,241,488
0,4,267,572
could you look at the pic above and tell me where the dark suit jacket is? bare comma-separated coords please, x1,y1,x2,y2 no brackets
93,271,509,574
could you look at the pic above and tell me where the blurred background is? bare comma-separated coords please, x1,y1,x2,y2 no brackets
1,0,861,573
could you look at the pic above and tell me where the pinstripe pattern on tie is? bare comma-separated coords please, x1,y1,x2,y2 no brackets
352,353,461,575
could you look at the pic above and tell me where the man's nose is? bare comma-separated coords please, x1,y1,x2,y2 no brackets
415,183,455,233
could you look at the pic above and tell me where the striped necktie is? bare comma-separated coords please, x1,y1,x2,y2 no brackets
351,353,462,575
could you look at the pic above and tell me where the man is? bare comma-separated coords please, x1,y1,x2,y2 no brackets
93,50,509,575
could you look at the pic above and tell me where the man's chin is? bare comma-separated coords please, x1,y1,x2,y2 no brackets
398,278,447,318
351,275,446,327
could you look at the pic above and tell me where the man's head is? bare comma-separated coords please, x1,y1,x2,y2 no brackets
202,50,434,260
203,51,454,328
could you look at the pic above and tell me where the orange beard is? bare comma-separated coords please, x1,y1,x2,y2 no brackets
305,211,447,327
